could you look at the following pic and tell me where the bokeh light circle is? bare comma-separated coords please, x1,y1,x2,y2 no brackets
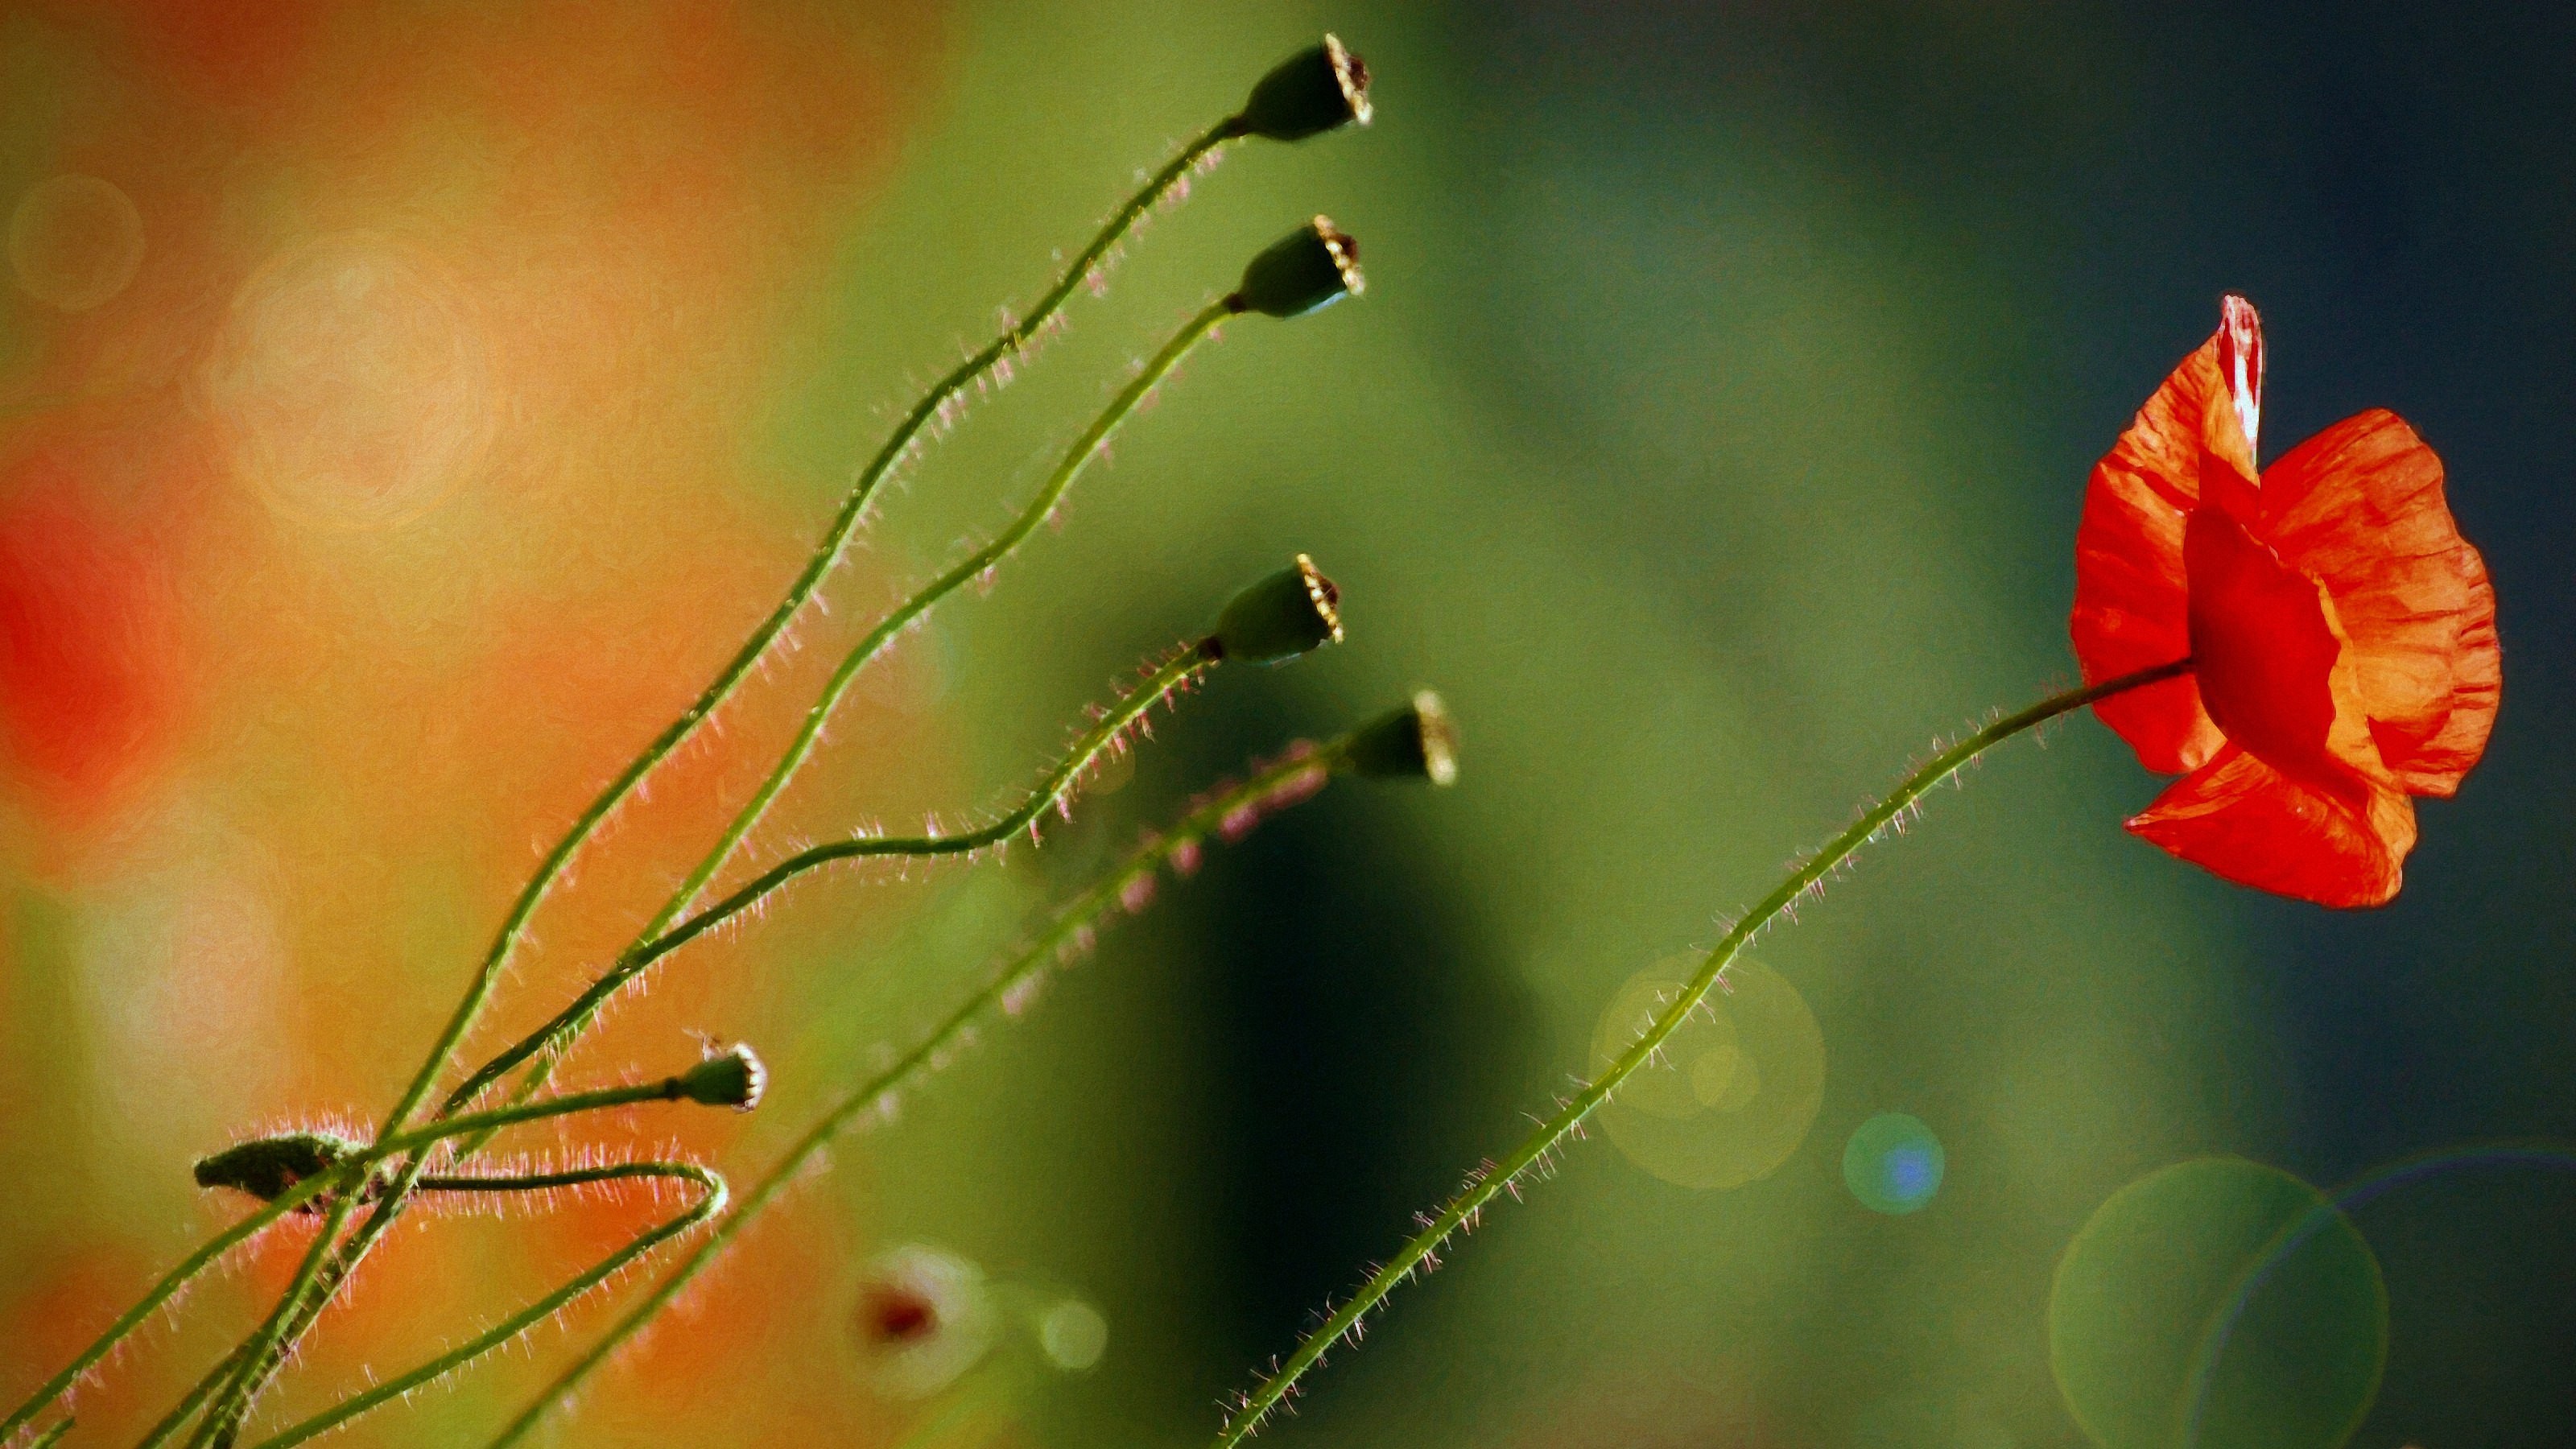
850,1243,999,1400
1590,956,1825,1190
200,232,497,529
8,175,145,312
1843,1113,1945,1215
1037,1298,1108,1371
2050,1157,2387,1449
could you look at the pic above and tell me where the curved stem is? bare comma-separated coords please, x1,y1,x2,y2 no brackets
456,630,1224,1113
448,295,1239,1124
9,1071,686,1444
181,122,1245,1443
168,1075,730,1449
1,1180,335,1443
243,1162,725,1449
638,297,1241,943
186,1192,365,1447
390,120,1239,1145
487,736,1356,1447
1206,659,2194,1447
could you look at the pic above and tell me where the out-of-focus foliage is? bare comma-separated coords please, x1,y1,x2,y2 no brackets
4,2,2572,1446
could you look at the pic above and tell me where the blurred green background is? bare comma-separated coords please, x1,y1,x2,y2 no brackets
3,2,2570,1446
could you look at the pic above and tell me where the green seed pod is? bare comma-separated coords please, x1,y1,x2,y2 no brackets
1233,217,1364,319
1212,554,1344,665
675,1043,767,1111
193,1131,361,1206
1236,35,1372,142
1345,690,1459,786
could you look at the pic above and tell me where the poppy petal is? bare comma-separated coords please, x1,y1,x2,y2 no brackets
2070,325,2231,774
2258,410,2501,796
2126,743,2417,908
2183,502,2354,792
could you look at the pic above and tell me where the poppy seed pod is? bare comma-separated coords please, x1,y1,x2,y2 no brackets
1236,35,1372,142
1232,217,1363,318
194,1131,360,1205
1345,690,1459,786
675,1043,767,1111
1212,554,1343,664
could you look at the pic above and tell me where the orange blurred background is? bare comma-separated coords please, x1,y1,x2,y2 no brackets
2,3,950,1441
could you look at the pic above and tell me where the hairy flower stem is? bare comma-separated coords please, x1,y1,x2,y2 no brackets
1207,659,2194,1447
489,736,1359,1447
185,1067,771,1449
243,1163,725,1449
2,1075,724,1446
183,127,1248,1441
449,295,1241,1122
382,122,1240,1151
460,634,1224,1115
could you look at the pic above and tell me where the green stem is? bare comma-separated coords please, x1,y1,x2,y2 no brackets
187,1194,365,1447
487,737,1356,1447
390,119,1239,1146
1205,659,2195,1447
1,1185,328,1443
239,1162,724,1449
6,1073,694,1444
448,295,1240,1125
456,628,1224,1114
170,1075,730,1449
182,121,1246,1442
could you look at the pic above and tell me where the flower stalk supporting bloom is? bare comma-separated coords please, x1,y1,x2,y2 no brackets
489,700,1451,1447
1206,661,2186,1448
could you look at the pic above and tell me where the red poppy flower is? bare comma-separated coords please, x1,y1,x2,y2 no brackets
2070,296,2500,907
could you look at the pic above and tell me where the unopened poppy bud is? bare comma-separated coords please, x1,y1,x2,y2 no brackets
1230,217,1363,318
1234,35,1372,142
193,1130,359,1206
1210,553,1343,664
1345,690,1459,786
675,1043,766,1111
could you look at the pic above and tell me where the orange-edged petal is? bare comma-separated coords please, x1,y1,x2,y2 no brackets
2070,303,2257,773
2127,743,2417,908
2257,410,2501,796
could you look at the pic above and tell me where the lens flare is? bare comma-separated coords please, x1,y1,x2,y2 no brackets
2049,1157,2385,1449
1843,1113,1944,1215
1037,1298,1108,1371
1590,956,1825,1191
8,175,144,312
199,232,497,530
